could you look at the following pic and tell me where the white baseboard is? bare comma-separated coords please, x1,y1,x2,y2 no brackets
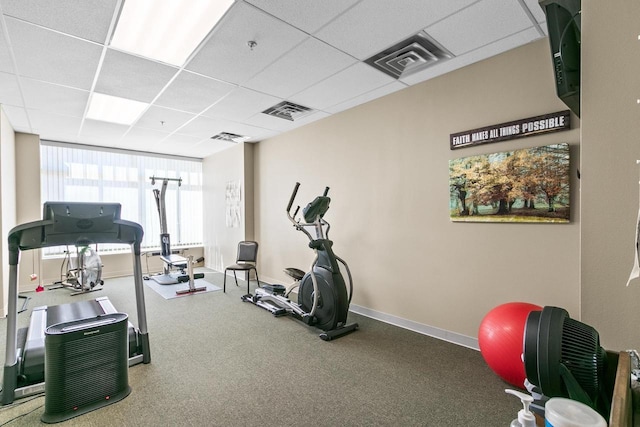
229,272,479,351
349,304,479,351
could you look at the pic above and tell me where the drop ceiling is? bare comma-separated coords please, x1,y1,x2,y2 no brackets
0,0,547,158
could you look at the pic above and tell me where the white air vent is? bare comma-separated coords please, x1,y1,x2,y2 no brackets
365,32,453,79
210,132,250,143
262,101,313,121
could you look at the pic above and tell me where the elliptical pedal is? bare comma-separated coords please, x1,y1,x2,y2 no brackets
242,292,288,316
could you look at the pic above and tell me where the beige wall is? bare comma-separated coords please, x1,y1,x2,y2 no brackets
14,132,42,291
581,0,640,351
252,39,580,346
15,133,40,224
244,143,255,241
0,106,17,317
202,143,254,273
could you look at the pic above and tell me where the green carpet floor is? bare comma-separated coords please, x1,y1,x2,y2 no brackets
0,269,519,426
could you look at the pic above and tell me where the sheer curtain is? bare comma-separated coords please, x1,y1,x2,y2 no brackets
40,141,203,255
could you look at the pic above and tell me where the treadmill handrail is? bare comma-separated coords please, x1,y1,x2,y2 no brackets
2,204,151,406
8,218,144,259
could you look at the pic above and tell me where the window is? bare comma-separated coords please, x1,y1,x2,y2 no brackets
40,141,203,255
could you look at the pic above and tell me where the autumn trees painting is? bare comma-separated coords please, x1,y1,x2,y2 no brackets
449,143,570,223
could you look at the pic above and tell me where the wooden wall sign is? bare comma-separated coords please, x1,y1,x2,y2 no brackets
450,110,570,150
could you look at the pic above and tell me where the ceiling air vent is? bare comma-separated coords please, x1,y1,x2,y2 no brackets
262,101,313,121
210,132,250,143
365,31,453,79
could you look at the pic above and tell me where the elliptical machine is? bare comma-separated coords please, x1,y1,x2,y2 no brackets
242,182,358,341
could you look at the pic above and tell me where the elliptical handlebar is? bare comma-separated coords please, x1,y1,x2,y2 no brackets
286,182,313,241
286,182,300,215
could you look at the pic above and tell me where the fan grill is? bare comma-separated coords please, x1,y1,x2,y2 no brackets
561,317,603,398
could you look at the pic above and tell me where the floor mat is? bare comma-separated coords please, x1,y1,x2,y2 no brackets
144,278,221,300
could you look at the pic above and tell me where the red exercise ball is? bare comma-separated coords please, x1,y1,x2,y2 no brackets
478,302,542,388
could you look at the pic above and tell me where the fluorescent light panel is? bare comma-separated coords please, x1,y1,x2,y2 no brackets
110,0,234,66
86,93,148,125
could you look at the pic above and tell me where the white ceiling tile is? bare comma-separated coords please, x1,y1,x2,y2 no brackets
21,78,88,117
314,0,476,60
0,1,553,158
29,109,82,139
155,140,211,158
175,115,231,139
426,1,536,56
400,53,479,86
244,0,360,33
242,112,299,132
113,139,168,154
244,128,279,142
157,133,215,157
244,37,358,98
79,118,128,141
194,138,236,157
245,110,330,133
1,104,30,132
135,106,197,133
401,27,544,86
95,49,178,103
213,121,275,140
290,62,395,110
202,87,282,121
325,81,407,114
6,18,102,90
522,0,547,24
0,71,23,106
176,113,272,143
37,129,78,144
154,71,235,114
185,2,308,84
471,26,544,61
163,132,206,147
117,126,171,148
0,20,15,74
0,0,119,43
274,110,330,129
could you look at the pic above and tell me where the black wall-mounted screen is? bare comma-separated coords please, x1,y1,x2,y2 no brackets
539,0,581,117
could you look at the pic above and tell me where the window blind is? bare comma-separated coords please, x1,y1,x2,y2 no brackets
40,141,203,255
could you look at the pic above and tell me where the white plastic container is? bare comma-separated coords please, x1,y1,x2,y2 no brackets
544,397,607,427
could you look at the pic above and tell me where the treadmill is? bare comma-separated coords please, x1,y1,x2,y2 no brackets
1,202,151,405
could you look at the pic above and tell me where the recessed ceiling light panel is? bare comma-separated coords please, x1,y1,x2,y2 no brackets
110,0,234,66
86,93,148,125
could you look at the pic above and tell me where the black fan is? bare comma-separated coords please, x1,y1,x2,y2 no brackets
523,306,610,419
